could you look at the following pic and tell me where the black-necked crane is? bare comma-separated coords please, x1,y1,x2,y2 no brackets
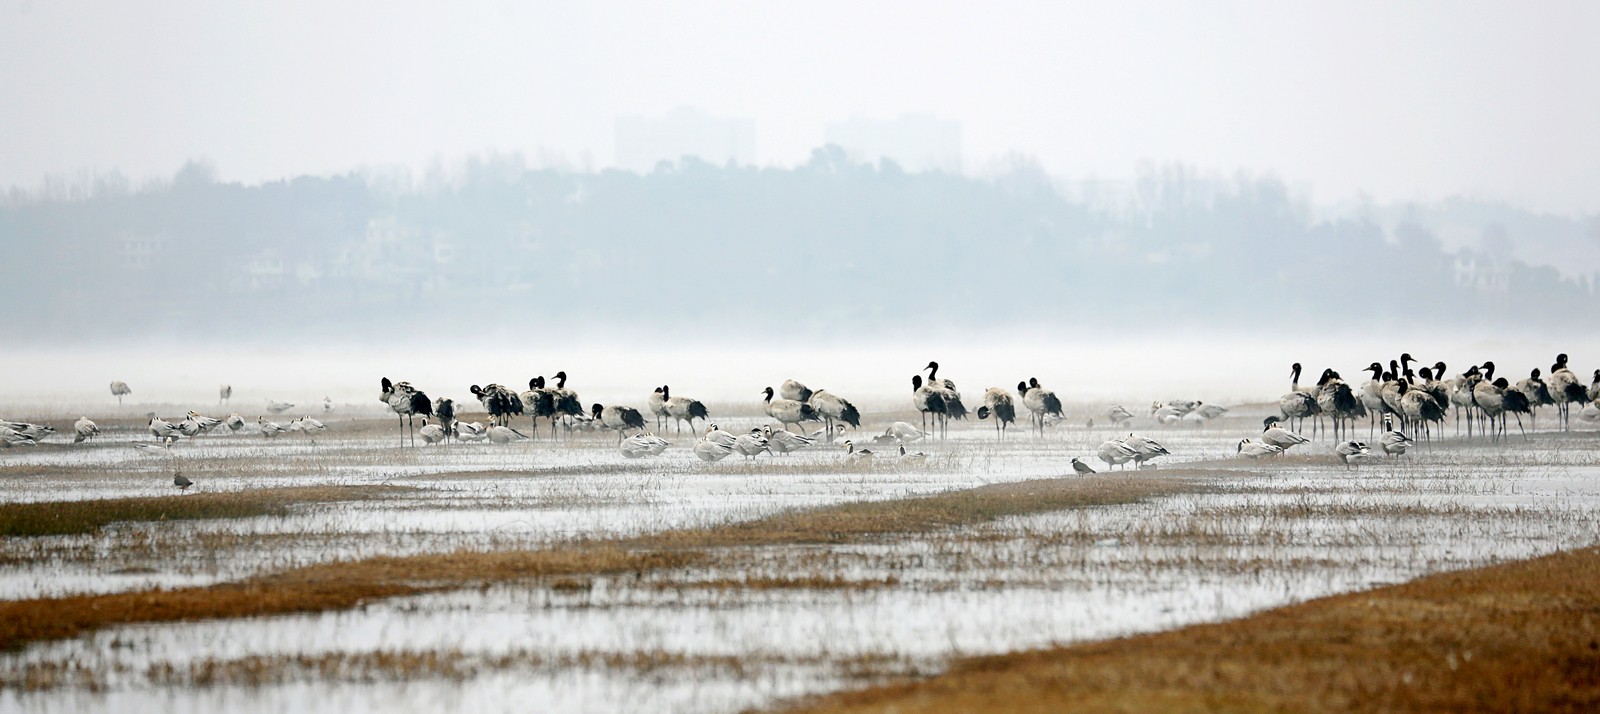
1549,354,1589,431
591,403,646,442
380,377,433,447
1020,378,1064,436
1472,362,1509,441
1398,378,1445,444
1314,369,1363,441
911,375,947,436
470,384,523,427
922,362,967,438
1278,363,1320,432
550,372,585,437
521,377,557,439
219,384,232,405
433,398,457,442
809,389,861,435
110,381,131,405
779,379,814,403
1450,365,1481,438
1359,362,1389,438
73,417,99,444
662,385,709,434
977,387,1017,439
648,387,670,431
762,387,820,434
1515,369,1554,432
1497,378,1532,441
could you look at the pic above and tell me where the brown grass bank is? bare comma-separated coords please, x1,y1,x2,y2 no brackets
780,546,1600,713
0,473,1190,651
0,485,411,537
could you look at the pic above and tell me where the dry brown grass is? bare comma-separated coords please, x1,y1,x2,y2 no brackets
779,546,1600,714
0,473,1187,652
0,485,411,537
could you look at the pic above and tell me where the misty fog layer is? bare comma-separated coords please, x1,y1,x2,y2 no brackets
2,155,1596,345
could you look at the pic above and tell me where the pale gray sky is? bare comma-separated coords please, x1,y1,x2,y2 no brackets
3,0,1597,213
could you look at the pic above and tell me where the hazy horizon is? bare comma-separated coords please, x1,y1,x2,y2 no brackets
4,1,1599,215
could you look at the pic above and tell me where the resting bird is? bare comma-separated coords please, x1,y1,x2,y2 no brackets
225,414,246,433
1235,438,1283,459
897,444,927,464
487,424,530,445
1122,434,1170,468
762,425,816,455
619,432,670,458
1378,415,1413,458
842,440,874,465
1334,440,1371,470
418,418,448,445
1260,417,1311,453
73,417,100,444
693,436,735,462
454,421,488,443
885,422,926,444
257,417,288,438
173,472,193,492
732,429,770,460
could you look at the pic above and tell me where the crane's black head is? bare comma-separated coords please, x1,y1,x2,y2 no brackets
1017,380,1028,393
652,386,663,395
1400,353,1414,364
1367,362,1383,376
1493,377,1510,389
529,378,538,390
1290,362,1302,376
1381,371,1393,381
590,403,603,417
1419,367,1434,380
912,375,924,390
555,371,568,387
763,386,774,400
470,385,483,396
1592,369,1599,381
1029,377,1040,388
1557,353,1569,365
1531,368,1541,379
1317,368,1335,385
381,377,393,392
925,361,938,372
661,385,670,398
1482,361,1497,378
976,406,990,419
1434,361,1447,376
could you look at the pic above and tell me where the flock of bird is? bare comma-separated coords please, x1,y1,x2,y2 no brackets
5,355,1598,483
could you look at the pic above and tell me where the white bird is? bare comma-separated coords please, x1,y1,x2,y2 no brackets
131,440,168,455
1096,439,1138,470
693,437,734,462
842,440,874,465
224,413,245,433
487,424,530,445
1104,405,1135,428
380,377,433,447
73,417,99,444
454,421,489,443
1193,402,1229,420
176,419,203,438
290,416,326,441
1334,440,1372,470
2,420,54,442
266,400,295,414
1259,417,1311,453
219,384,232,405
620,432,669,458
257,417,287,438
1378,415,1413,458
885,422,926,444
322,396,334,413
149,417,182,441
762,386,820,433
762,424,816,455
647,387,670,431
704,423,739,450
1235,438,1283,459
418,418,448,445
110,380,132,405
1,426,38,448
1122,433,1170,467
1150,403,1185,426
185,411,223,434
897,444,927,464
732,429,770,460
1578,400,1599,424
